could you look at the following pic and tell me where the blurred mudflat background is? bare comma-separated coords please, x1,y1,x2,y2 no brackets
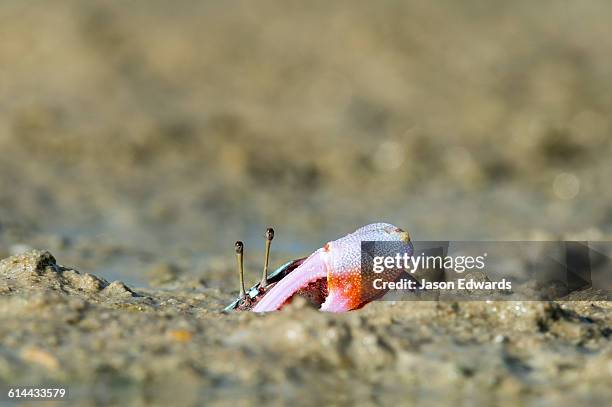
0,1,611,405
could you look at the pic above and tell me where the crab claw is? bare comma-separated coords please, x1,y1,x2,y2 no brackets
252,223,412,313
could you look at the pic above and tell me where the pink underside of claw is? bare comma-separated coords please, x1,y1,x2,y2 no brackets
252,249,328,313
320,291,352,313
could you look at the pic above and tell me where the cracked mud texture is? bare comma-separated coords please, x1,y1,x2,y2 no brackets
0,251,609,406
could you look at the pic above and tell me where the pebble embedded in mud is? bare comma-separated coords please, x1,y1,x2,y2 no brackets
102,281,137,298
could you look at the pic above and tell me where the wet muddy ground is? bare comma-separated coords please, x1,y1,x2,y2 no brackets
1,0,612,405
0,250,610,406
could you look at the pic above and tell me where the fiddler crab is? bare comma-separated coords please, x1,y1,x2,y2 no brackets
224,223,412,313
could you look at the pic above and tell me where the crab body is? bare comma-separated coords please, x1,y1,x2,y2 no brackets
225,223,412,313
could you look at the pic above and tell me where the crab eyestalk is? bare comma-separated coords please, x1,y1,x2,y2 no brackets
260,228,274,287
235,241,246,298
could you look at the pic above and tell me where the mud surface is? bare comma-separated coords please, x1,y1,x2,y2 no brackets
1,0,611,405
0,251,609,406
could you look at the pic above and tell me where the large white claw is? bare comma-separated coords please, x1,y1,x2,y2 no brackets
252,249,328,313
